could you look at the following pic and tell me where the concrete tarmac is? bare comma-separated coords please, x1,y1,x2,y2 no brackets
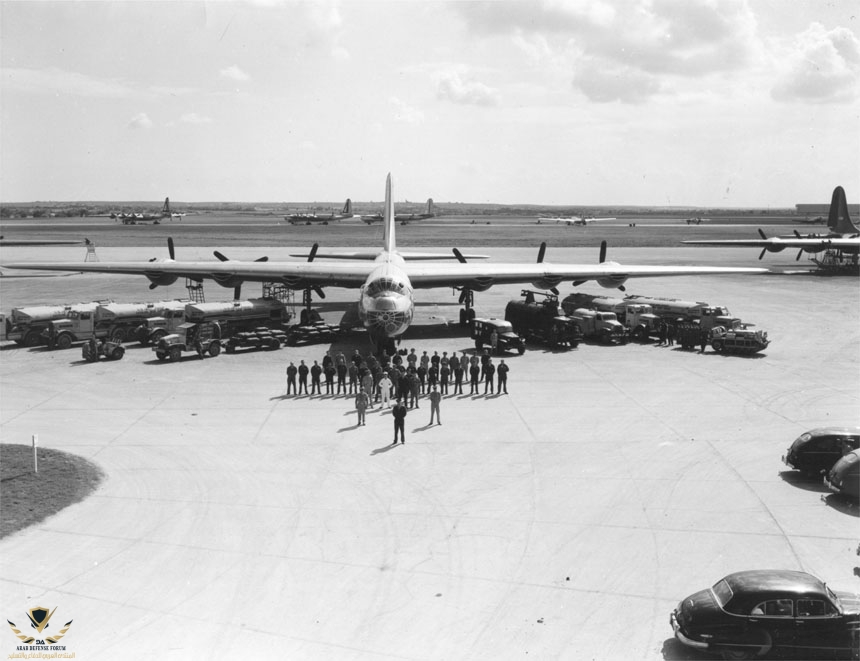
0,248,858,660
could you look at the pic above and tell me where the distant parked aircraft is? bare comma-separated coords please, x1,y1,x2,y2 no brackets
537,213,615,226
362,198,436,224
110,198,175,224
286,199,357,225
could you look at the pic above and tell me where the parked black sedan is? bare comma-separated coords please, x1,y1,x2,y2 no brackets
826,449,860,500
670,570,860,660
782,427,860,477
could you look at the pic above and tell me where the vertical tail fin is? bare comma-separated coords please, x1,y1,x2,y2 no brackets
828,186,858,234
427,198,434,216
343,199,352,215
162,197,170,214
383,173,396,253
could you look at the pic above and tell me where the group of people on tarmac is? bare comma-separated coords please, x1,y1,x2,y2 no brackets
285,347,511,441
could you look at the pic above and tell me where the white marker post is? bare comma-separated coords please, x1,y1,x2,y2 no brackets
32,434,38,473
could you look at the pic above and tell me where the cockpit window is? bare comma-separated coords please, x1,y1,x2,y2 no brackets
366,277,405,297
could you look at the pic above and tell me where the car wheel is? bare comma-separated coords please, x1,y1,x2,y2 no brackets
719,630,772,660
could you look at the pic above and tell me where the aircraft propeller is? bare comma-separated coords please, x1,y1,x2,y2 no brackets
148,237,179,289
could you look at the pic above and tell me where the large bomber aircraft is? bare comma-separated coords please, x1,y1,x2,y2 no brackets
362,198,435,224
3,174,767,353
537,213,616,226
683,186,859,263
286,199,357,225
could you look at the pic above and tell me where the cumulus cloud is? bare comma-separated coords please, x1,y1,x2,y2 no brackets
771,23,860,103
220,65,250,82
435,71,500,106
304,1,350,60
127,112,153,129
389,97,425,124
454,0,759,103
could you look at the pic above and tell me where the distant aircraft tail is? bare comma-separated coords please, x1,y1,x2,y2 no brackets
383,174,395,253
343,199,353,216
426,198,434,216
162,197,170,214
828,186,858,234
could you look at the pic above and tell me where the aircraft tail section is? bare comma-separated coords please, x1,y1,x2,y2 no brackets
427,198,434,216
383,174,396,253
343,199,353,216
828,186,858,234
162,197,170,215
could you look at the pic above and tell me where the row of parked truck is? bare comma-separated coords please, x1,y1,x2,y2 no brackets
0,298,345,352
487,289,769,355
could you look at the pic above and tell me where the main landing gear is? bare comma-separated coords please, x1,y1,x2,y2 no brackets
458,288,476,326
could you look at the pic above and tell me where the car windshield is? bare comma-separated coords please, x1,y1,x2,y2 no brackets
711,579,733,608
825,585,844,614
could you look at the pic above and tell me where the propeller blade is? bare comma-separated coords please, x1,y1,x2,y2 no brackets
234,285,242,300
793,230,802,239
458,289,467,304
214,250,229,262
308,243,319,263
537,242,546,263
168,237,175,260
149,283,158,290
254,256,269,262
599,241,607,264
618,285,626,292
572,280,587,287
313,285,326,299
452,248,467,264
758,248,767,260
796,249,803,261
757,229,767,240
551,287,559,295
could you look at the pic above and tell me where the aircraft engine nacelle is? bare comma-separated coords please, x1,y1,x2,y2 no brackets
530,275,564,291
145,272,179,288
465,277,495,292
212,274,245,289
596,264,629,290
764,244,786,253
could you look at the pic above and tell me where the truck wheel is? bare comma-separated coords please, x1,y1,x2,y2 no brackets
169,347,182,362
633,327,646,343
712,339,724,353
110,327,127,343
150,329,166,344
156,352,167,361
23,330,42,347
110,347,125,360
209,343,221,357
459,309,467,326
56,334,73,350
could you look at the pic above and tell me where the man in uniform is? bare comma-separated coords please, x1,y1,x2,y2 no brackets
428,385,442,425
310,360,322,395
286,361,298,395
497,359,509,394
392,399,407,444
484,357,496,394
379,373,393,408
298,359,309,395
355,389,369,426
361,369,375,409
469,361,481,394
336,360,348,395
439,361,450,395
407,368,420,408
324,362,336,395
453,358,464,395
348,361,359,394
417,362,427,394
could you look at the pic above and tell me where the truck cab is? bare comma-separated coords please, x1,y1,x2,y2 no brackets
621,304,660,342
154,321,222,361
471,318,526,355
569,309,627,344
44,309,100,349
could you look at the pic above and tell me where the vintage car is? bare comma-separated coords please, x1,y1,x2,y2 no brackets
470,318,526,355
825,449,860,500
782,426,860,477
670,570,860,660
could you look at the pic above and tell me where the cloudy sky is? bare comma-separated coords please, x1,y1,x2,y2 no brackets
1,0,858,206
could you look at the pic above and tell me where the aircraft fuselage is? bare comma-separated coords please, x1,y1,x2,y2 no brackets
358,251,414,342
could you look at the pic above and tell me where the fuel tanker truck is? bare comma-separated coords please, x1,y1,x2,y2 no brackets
562,293,660,342
505,290,582,349
43,300,188,350
183,298,291,338
3,302,102,347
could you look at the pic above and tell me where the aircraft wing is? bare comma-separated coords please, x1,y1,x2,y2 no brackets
2,258,767,291
1,260,376,288
401,262,767,289
683,238,860,249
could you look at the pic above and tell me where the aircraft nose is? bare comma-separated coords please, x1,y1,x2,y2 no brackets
374,296,398,311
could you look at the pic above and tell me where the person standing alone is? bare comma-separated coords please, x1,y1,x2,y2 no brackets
392,399,407,444
428,385,442,425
